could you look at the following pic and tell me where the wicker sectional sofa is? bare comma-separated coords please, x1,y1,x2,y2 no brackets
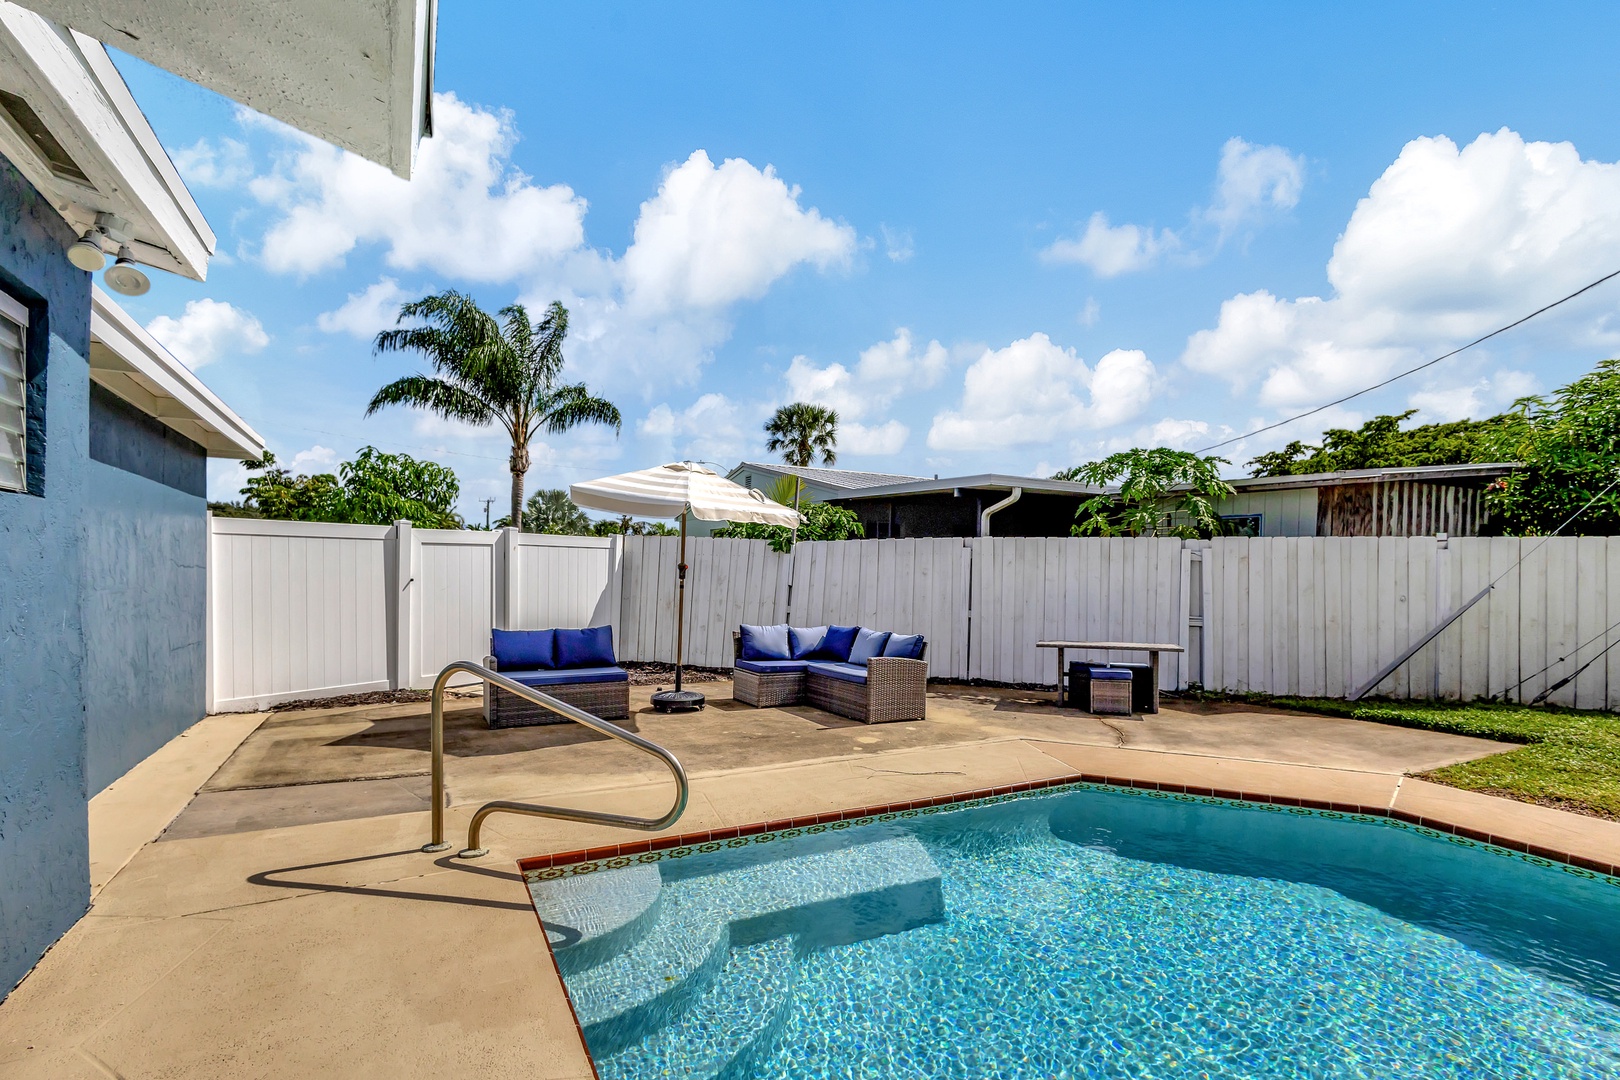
732,624,928,724
482,626,630,728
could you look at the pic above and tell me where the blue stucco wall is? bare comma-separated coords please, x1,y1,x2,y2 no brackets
0,155,92,997
83,461,206,794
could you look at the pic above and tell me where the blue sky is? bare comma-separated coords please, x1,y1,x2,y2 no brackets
111,1,1620,521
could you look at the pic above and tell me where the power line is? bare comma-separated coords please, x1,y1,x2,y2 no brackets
1196,268,1620,455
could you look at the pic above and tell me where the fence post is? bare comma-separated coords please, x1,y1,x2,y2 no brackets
499,526,519,630
389,519,415,689
204,511,216,714
605,534,624,642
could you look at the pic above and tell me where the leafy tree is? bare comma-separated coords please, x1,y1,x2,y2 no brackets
368,292,621,530
521,488,593,534
232,448,461,527
590,516,678,536
339,447,461,528
1247,410,1510,477
1058,448,1235,538
237,451,348,522
711,500,863,552
1486,358,1620,535
764,403,837,515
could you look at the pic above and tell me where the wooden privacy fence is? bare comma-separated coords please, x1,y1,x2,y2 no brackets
208,516,1620,713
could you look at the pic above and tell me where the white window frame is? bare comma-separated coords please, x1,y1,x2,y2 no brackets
0,288,30,493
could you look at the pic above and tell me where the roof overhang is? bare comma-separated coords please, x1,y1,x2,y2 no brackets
0,2,213,278
1224,463,1520,494
830,473,1106,500
89,285,263,458
14,0,436,179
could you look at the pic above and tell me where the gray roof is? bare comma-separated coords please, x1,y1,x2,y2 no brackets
826,473,1107,499
729,462,927,491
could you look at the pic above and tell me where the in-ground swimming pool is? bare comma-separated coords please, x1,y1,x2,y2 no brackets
526,784,1620,1079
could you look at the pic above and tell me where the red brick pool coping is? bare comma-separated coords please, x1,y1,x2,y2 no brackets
515,772,1620,878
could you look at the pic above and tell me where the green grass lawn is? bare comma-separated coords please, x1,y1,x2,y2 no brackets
1193,693,1620,821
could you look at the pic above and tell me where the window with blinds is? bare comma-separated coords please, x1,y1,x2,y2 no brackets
0,292,29,493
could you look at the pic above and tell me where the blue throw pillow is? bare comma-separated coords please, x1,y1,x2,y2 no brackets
788,625,827,660
882,633,925,660
848,627,892,666
819,624,859,662
554,626,616,668
739,623,792,660
491,628,555,670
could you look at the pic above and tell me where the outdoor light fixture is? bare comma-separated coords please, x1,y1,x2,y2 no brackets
67,227,107,271
103,246,150,296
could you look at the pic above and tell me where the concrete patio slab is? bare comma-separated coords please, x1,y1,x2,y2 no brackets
0,682,1604,1080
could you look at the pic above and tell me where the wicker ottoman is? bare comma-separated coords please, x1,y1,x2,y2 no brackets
1087,669,1133,716
732,666,806,707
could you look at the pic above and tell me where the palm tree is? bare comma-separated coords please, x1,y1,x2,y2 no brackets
368,292,621,530
764,402,838,515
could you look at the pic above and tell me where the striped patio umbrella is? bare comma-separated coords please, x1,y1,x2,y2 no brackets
571,462,801,710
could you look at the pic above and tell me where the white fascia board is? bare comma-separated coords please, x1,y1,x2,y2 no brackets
90,285,263,458
0,4,213,278
15,0,436,179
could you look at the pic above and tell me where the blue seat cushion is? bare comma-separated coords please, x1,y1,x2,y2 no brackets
882,633,925,660
788,625,827,660
734,658,810,675
554,626,616,668
505,665,627,686
491,628,555,670
806,661,868,684
820,624,859,662
848,627,892,666
739,623,792,660
1090,667,1132,681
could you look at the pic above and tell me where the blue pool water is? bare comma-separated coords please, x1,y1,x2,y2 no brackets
528,786,1620,1079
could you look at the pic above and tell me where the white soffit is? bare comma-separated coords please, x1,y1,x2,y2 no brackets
13,0,436,179
0,3,213,278
89,285,264,459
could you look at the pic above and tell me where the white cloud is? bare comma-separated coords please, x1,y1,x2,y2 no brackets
1042,213,1176,277
841,420,909,455
1139,418,1211,449
1078,297,1100,328
620,151,856,315
290,444,337,473
1407,369,1539,423
146,299,269,369
1182,129,1620,409
881,224,914,262
171,135,253,188
927,334,1157,450
1201,137,1305,238
638,393,753,463
1044,137,1304,274
253,92,587,279
316,278,410,338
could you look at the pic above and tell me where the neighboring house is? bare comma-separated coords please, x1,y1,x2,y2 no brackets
827,463,1517,540
1191,464,1517,538
828,474,1105,538
688,461,925,536
0,0,436,999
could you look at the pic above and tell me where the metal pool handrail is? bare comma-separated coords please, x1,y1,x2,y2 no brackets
423,660,689,859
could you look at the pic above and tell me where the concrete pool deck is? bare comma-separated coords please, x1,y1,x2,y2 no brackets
3,683,1619,1079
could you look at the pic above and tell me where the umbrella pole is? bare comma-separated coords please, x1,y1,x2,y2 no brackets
675,509,687,693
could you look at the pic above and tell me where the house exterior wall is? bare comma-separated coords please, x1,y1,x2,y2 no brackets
1210,489,1319,536
0,156,93,998
82,457,207,794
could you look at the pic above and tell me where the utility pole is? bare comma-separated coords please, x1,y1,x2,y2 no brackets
481,497,495,529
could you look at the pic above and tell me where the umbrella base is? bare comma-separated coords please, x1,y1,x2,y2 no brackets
650,689,706,713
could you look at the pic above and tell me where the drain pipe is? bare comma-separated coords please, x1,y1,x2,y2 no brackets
978,487,1022,537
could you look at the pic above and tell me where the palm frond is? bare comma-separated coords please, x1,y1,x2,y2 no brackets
366,375,496,425
536,382,622,435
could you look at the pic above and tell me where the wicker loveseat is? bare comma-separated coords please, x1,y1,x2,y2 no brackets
482,626,630,728
732,623,928,724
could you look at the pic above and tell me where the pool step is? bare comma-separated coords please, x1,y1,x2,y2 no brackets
531,864,662,975
542,833,944,1058
593,936,798,1080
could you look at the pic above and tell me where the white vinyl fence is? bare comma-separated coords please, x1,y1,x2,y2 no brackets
207,516,1620,713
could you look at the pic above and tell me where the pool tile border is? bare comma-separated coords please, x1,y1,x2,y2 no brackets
516,773,1620,885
